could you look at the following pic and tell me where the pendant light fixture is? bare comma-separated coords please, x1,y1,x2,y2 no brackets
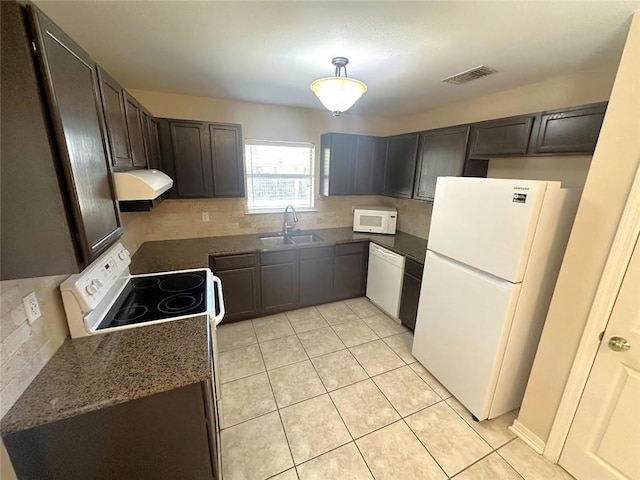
310,57,367,117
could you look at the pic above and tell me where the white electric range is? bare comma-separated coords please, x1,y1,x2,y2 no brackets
59,241,225,479
60,242,224,338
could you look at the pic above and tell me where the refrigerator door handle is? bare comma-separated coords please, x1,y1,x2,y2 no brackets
426,250,515,288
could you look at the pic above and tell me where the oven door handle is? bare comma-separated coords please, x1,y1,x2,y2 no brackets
212,275,225,325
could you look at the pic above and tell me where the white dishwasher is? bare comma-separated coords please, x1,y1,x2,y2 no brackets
366,243,405,318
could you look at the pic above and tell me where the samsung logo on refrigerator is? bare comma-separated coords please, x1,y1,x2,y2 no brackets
513,193,527,203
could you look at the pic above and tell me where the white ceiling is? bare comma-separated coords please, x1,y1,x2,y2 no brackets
34,1,640,117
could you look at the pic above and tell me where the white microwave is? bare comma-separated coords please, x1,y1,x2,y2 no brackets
353,206,397,234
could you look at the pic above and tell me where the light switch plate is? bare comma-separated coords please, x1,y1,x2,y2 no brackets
23,291,42,323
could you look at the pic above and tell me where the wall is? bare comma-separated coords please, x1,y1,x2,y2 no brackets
518,11,640,443
128,89,390,140
0,276,68,417
389,62,617,134
487,156,593,188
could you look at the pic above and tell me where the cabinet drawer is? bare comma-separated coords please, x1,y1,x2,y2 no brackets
404,259,424,279
336,242,366,256
299,245,334,260
212,253,256,271
261,249,298,266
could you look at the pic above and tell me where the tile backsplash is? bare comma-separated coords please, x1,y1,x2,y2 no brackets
124,195,432,242
0,275,68,418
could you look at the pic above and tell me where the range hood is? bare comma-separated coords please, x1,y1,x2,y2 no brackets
112,170,173,211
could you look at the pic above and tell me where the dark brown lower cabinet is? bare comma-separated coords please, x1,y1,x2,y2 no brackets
261,250,299,313
211,241,370,322
3,383,216,480
333,242,368,300
211,253,260,324
299,246,335,306
399,258,424,331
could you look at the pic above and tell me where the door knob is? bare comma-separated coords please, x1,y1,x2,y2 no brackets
608,336,631,352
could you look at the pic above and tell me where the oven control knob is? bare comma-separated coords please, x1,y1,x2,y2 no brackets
92,279,103,289
118,250,130,261
85,284,99,295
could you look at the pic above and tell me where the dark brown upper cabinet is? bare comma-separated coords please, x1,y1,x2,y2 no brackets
123,91,148,167
2,1,80,279
320,133,383,196
209,124,245,197
160,119,244,199
468,115,535,157
97,67,133,169
320,133,356,195
354,135,384,195
141,107,162,170
170,121,212,198
530,102,607,155
25,4,122,268
413,126,470,202
382,133,419,198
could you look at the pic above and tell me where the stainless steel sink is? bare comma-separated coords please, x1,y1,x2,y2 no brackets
288,233,324,244
259,236,290,247
259,233,324,247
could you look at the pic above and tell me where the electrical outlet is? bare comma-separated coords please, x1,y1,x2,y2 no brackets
202,212,210,222
23,292,42,323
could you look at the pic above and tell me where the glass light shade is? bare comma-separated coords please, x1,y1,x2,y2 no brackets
310,77,367,114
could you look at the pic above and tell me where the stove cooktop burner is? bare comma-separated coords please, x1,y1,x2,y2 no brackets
113,305,149,323
97,270,210,331
157,292,204,314
159,274,204,292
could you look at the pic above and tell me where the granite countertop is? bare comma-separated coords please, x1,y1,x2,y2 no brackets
1,316,210,436
130,227,428,274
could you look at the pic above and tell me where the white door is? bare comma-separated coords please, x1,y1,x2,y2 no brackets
428,177,557,282
411,251,521,420
560,235,640,479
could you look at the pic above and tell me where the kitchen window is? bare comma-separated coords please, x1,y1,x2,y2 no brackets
245,140,315,212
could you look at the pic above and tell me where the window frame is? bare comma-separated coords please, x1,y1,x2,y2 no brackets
244,139,316,214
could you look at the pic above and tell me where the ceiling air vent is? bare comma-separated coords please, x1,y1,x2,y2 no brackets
441,65,498,85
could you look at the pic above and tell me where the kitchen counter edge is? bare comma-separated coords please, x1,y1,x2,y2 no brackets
130,227,427,274
1,315,211,436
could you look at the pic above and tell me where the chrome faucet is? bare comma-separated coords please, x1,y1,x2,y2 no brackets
283,205,298,234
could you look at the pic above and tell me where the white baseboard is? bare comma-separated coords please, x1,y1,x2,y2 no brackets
509,419,546,454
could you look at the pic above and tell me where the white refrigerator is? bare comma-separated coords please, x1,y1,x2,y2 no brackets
412,177,581,421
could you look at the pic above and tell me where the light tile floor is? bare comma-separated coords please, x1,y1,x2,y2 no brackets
216,297,575,480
